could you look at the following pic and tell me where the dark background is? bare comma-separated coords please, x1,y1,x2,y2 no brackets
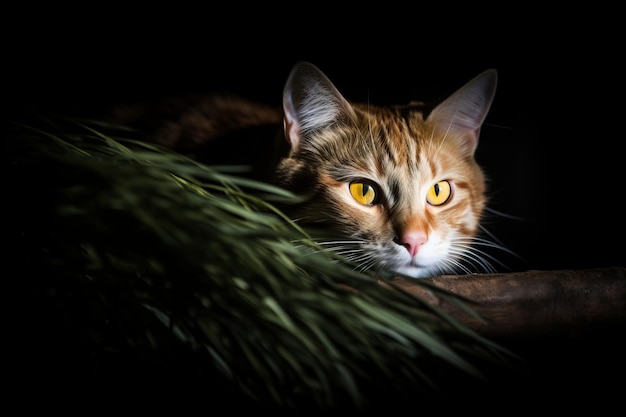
6,18,623,274
3,8,625,413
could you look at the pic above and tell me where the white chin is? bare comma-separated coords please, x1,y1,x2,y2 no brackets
393,265,437,279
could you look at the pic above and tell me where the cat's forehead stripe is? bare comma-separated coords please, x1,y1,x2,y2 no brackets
362,108,422,166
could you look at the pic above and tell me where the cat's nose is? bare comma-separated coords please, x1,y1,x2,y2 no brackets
394,231,427,258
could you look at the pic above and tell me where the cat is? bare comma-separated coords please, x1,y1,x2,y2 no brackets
110,61,501,279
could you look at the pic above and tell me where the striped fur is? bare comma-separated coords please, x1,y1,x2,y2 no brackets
111,62,503,279
277,62,499,278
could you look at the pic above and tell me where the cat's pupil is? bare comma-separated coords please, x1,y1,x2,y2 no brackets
361,184,371,196
433,183,440,196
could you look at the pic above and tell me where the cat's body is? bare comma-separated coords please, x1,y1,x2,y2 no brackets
111,62,500,279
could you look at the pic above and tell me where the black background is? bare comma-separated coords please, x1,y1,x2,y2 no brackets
4,8,625,412
5,12,623,274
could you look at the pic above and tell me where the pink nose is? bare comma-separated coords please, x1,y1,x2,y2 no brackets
395,231,427,257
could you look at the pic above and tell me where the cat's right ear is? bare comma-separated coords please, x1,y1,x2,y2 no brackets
282,61,356,152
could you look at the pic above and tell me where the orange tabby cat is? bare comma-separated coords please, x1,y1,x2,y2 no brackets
276,62,498,278
111,62,501,279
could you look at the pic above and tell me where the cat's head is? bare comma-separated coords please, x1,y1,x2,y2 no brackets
276,62,497,278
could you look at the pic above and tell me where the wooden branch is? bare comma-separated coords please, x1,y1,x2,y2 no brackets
389,267,626,338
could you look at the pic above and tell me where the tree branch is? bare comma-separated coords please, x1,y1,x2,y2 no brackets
389,267,626,338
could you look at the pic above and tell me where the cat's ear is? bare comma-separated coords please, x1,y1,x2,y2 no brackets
282,61,356,152
428,69,498,156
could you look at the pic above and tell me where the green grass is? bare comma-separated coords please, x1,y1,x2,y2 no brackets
5,115,516,410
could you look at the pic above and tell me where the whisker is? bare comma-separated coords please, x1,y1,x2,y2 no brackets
471,237,523,261
448,246,497,273
476,225,511,251
445,259,474,275
483,206,527,222
449,233,518,273
316,240,366,246
352,256,380,274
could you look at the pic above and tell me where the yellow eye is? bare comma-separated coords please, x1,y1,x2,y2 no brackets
349,180,379,205
426,180,452,206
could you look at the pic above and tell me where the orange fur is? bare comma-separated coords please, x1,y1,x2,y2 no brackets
111,62,499,278
276,62,497,278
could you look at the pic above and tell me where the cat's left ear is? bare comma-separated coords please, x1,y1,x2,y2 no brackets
282,61,356,153
428,69,498,155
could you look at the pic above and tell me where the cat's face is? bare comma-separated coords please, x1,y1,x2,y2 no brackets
276,62,497,278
